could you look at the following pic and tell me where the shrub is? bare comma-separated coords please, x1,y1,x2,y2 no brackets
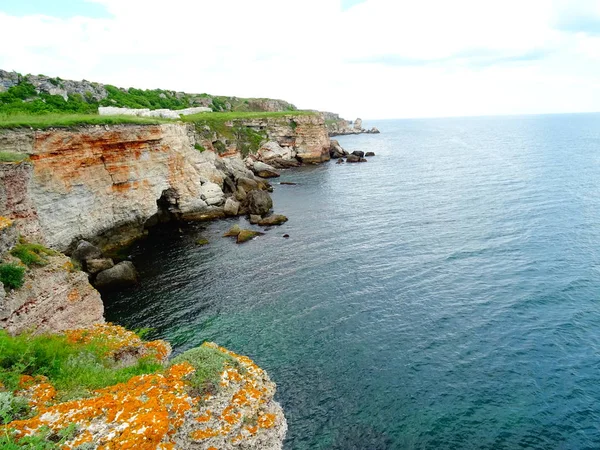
0,152,28,163
213,140,227,154
0,264,25,290
0,392,30,424
194,143,205,152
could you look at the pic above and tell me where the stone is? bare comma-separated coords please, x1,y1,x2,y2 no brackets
353,118,363,130
365,152,375,157
351,150,365,158
245,190,273,216
196,238,209,246
0,218,18,255
258,141,294,161
346,154,361,163
336,159,344,164
249,215,262,224
283,234,290,238
368,127,380,134
86,258,114,275
224,197,240,216
268,158,301,169
223,224,242,237
279,182,297,186
237,177,259,193
0,281,5,305
329,139,348,159
252,161,280,178
94,261,138,290
236,230,265,244
72,241,103,264
258,215,288,226
359,158,368,162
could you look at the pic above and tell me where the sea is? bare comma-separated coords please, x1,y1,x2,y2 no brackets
104,113,600,449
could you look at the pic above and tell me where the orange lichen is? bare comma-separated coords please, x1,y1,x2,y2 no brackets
0,216,13,230
258,413,276,429
196,410,212,423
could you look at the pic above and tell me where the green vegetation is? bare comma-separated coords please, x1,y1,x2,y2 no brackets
0,264,25,290
0,424,77,449
0,331,162,400
100,85,194,110
0,113,167,130
182,110,315,124
0,152,28,163
233,126,267,158
169,345,240,393
10,241,57,267
194,143,205,152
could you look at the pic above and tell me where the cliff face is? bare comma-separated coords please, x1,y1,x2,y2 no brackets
0,124,227,251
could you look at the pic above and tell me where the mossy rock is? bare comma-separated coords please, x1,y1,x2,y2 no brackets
236,230,265,244
223,225,242,237
196,238,209,246
258,215,288,226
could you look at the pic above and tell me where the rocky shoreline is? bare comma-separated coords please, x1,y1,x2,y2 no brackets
0,110,378,448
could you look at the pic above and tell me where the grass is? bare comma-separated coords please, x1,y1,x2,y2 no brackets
169,345,240,393
0,264,25,290
0,152,28,163
0,113,170,130
10,241,57,267
0,330,162,400
182,110,316,124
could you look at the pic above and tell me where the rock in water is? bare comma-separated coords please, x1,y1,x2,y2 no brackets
85,258,114,275
223,224,242,237
346,154,361,163
236,177,259,194
245,190,273,216
236,230,265,244
258,215,289,226
351,150,365,158
249,215,262,225
224,197,241,216
72,240,103,264
196,238,209,246
365,152,375,157
252,161,280,178
94,261,138,290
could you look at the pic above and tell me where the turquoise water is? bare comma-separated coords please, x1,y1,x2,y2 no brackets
104,113,600,449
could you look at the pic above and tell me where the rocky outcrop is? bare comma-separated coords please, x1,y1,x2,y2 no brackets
323,112,381,137
0,252,104,335
99,106,212,119
0,124,231,252
94,261,138,290
245,190,273,216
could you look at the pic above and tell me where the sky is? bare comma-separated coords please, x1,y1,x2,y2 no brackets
1,0,600,119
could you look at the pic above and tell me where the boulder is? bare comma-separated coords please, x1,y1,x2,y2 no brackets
351,150,365,158
359,158,368,162
236,230,265,244
346,154,361,163
200,182,225,206
237,177,259,193
258,141,294,161
86,258,114,275
245,190,273,216
329,140,348,159
255,177,273,192
72,241,103,264
268,158,301,169
336,159,344,164
252,161,280,178
224,197,240,216
353,118,363,130
365,152,375,157
223,224,242,237
368,127,380,134
258,215,288,226
94,261,138,290
249,215,262,225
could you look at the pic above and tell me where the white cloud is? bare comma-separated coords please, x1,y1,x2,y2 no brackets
0,0,599,119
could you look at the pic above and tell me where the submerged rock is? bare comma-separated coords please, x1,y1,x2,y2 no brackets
237,229,265,243
94,261,138,290
365,152,375,157
196,238,209,246
223,224,242,237
249,215,262,225
245,190,273,216
346,154,361,163
258,215,289,226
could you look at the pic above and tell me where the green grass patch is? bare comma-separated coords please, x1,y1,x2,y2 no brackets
182,110,316,124
170,345,240,393
0,331,162,400
0,264,25,290
0,424,77,449
194,143,205,152
0,113,170,130
0,152,28,163
10,241,57,267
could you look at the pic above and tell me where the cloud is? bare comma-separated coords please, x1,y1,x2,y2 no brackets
0,0,599,119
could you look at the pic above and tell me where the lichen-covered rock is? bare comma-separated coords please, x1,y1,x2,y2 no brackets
0,253,104,335
244,190,273,216
94,261,138,290
224,224,242,237
249,215,261,225
0,216,18,255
